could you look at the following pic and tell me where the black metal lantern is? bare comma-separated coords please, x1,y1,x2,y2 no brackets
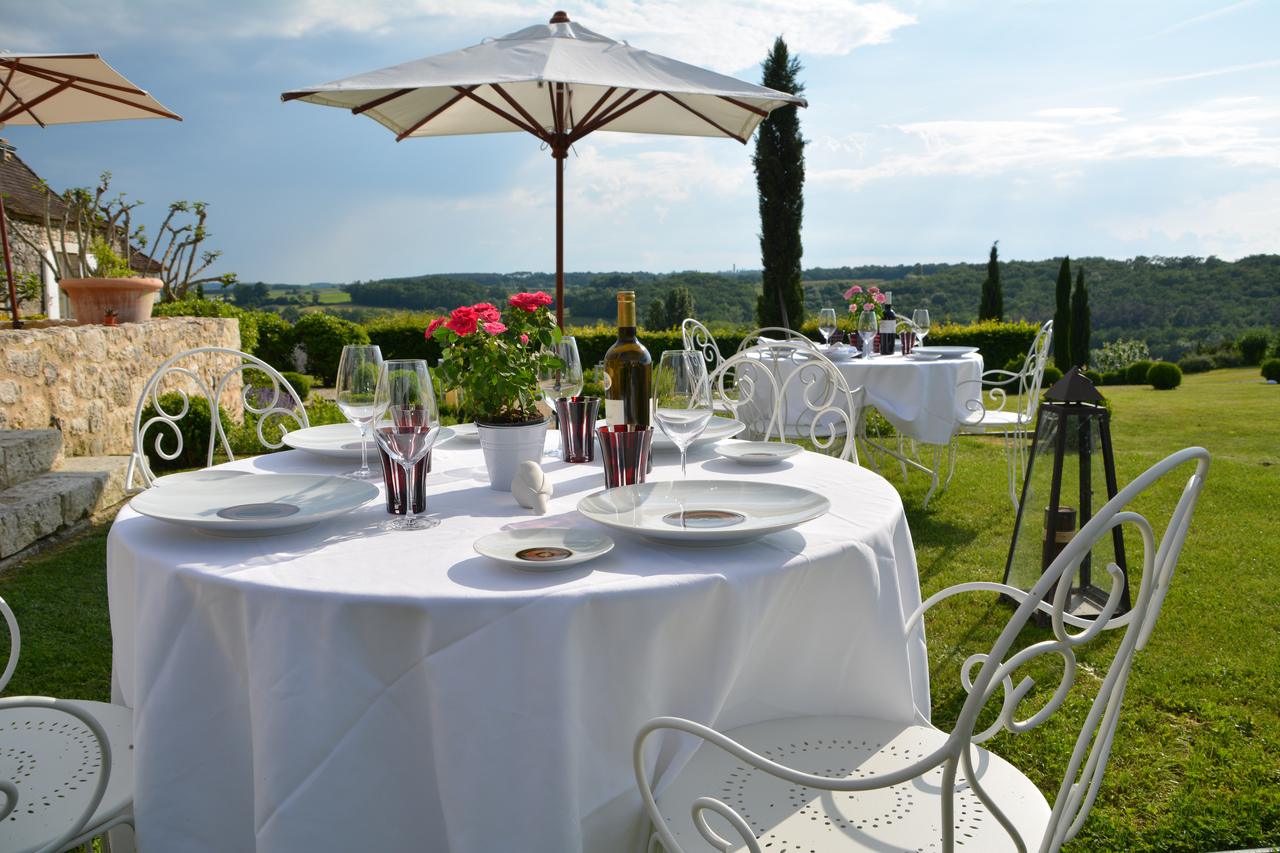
1003,368,1130,617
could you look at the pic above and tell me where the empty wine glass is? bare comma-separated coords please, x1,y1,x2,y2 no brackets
857,307,878,358
818,308,838,346
540,336,584,457
653,350,713,477
372,359,440,531
335,344,383,479
912,308,931,348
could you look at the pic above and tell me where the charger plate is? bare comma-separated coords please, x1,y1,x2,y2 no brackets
131,473,378,536
577,479,828,545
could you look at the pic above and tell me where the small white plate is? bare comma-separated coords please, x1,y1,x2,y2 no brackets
153,469,253,488
473,527,614,570
817,344,857,362
915,346,978,360
577,479,829,545
284,422,454,458
906,351,942,361
131,473,378,536
716,441,803,465
651,417,745,451
444,423,479,443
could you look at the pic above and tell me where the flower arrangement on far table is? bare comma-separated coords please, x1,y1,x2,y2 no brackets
427,291,561,425
843,283,886,321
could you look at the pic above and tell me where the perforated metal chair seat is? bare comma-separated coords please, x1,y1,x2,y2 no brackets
958,409,1029,432
654,716,1050,853
0,700,133,852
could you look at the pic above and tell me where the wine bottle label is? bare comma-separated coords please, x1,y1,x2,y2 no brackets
605,399,625,425
880,318,896,334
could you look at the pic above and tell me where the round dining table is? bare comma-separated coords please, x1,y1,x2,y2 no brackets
107,431,930,853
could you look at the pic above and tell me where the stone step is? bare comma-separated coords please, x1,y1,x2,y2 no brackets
0,429,64,491
0,455,130,561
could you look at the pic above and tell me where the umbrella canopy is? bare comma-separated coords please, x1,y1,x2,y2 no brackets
0,52,181,326
282,11,806,325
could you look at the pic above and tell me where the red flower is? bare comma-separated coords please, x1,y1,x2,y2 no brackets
444,305,479,336
424,317,447,339
483,320,507,335
509,291,553,312
472,302,502,323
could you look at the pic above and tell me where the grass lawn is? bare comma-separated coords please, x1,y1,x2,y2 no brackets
1,368,1277,851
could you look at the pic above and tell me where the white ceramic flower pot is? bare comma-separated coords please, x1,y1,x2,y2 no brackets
476,418,549,491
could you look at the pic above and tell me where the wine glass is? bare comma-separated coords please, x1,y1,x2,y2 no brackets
653,350,713,477
371,359,440,531
857,307,878,358
912,308,931,349
335,344,383,479
818,308,838,347
540,336,584,457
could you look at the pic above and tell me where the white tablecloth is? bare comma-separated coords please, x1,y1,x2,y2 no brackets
107,436,929,853
744,351,984,445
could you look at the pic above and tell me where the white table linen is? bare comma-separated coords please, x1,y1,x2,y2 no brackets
108,437,929,853
743,351,984,445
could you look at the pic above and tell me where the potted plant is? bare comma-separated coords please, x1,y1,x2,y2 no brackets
60,237,163,325
427,292,561,490
103,307,119,326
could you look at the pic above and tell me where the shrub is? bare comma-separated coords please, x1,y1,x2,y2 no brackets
1083,369,1103,385
1262,359,1280,382
293,312,369,384
1178,354,1215,374
1126,360,1155,385
1238,332,1270,365
1090,339,1151,374
1147,361,1182,390
1041,365,1063,386
138,392,232,472
253,312,296,371
153,298,259,355
364,313,441,362
1101,370,1125,386
1211,349,1243,369
1271,332,1280,360
281,372,312,401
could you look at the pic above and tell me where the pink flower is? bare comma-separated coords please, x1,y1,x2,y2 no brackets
844,285,863,299
862,302,876,311
444,305,479,336
509,291,554,312
483,320,507,335
520,333,529,344
472,302,502,323
424,317,447,339
873,292,886,304
868,286,880,294
848,304,857,313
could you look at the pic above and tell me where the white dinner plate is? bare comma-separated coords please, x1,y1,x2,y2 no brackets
473,527,614,571
715,441,803,465
906,351,942,361
915,346,979,360
153,469,252,488
577,479,829,545
284,423,455,458
651,417,745,451
130,473,378,536
817,344,857,362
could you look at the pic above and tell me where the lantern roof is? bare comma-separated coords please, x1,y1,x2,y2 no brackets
1044,367,1106,404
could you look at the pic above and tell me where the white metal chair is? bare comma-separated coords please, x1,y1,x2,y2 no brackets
635,446,1211,853
712,342,861,463
682,319,724,376
0,595,135,853
735,327,820,355
127,346,310,489
957,320,1054,509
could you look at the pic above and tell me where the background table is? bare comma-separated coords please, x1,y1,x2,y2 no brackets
108,436,929,852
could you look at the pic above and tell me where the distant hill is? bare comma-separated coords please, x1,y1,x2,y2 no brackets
286,254,1279,360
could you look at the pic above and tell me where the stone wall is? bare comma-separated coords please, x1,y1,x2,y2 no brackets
3,219,49,316
0,317,242,456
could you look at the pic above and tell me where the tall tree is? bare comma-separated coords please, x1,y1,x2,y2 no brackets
1053,256,1073,370
754,38,806,330
663,286,696,328
978,240,1003,320
1070,267,1091,368
644,296,667,330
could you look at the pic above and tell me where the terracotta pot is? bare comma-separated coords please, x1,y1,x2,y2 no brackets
59,277,163,325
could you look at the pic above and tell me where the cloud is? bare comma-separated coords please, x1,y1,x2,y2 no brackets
811,97,1280,188
9,1,914,73
1147,0,1256,39
1105,180,1280,258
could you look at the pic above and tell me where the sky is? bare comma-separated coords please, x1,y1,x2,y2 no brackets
3,0,1279,284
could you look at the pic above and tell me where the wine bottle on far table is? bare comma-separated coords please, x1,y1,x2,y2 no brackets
603,291,652,428
879,290,898,355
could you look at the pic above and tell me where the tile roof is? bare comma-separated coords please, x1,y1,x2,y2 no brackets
0,151,69,222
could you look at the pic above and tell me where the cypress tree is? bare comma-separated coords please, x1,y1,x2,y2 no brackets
1053,256,1072,370
978,241,1003,321
1070,268,1091,368
663,286,695,329
754,38,806,330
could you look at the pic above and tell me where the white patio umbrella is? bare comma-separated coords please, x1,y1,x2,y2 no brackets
282,11,806,326
0,52,181,326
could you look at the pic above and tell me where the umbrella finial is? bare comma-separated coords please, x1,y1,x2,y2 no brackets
549,11,570,23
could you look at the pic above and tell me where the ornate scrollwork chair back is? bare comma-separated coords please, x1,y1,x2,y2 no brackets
634,446,1210,853
127,347,310,489
682,318,724,375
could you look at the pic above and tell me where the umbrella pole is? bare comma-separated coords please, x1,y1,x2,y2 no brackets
0,195,20,329
554,149,565,328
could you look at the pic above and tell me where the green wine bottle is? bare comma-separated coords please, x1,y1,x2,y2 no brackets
603,291,652,427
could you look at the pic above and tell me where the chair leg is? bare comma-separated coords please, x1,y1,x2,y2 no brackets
922,445,942,509
896,435,910,484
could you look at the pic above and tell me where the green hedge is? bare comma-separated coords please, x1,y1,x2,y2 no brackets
281,372,312,401
153,299,259,354
925,320,1040,372
254,312,296,371
293,313,369,384
1178,354,1215,374
139,392,231,472
364,313,441,363
1238,332,1270,365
